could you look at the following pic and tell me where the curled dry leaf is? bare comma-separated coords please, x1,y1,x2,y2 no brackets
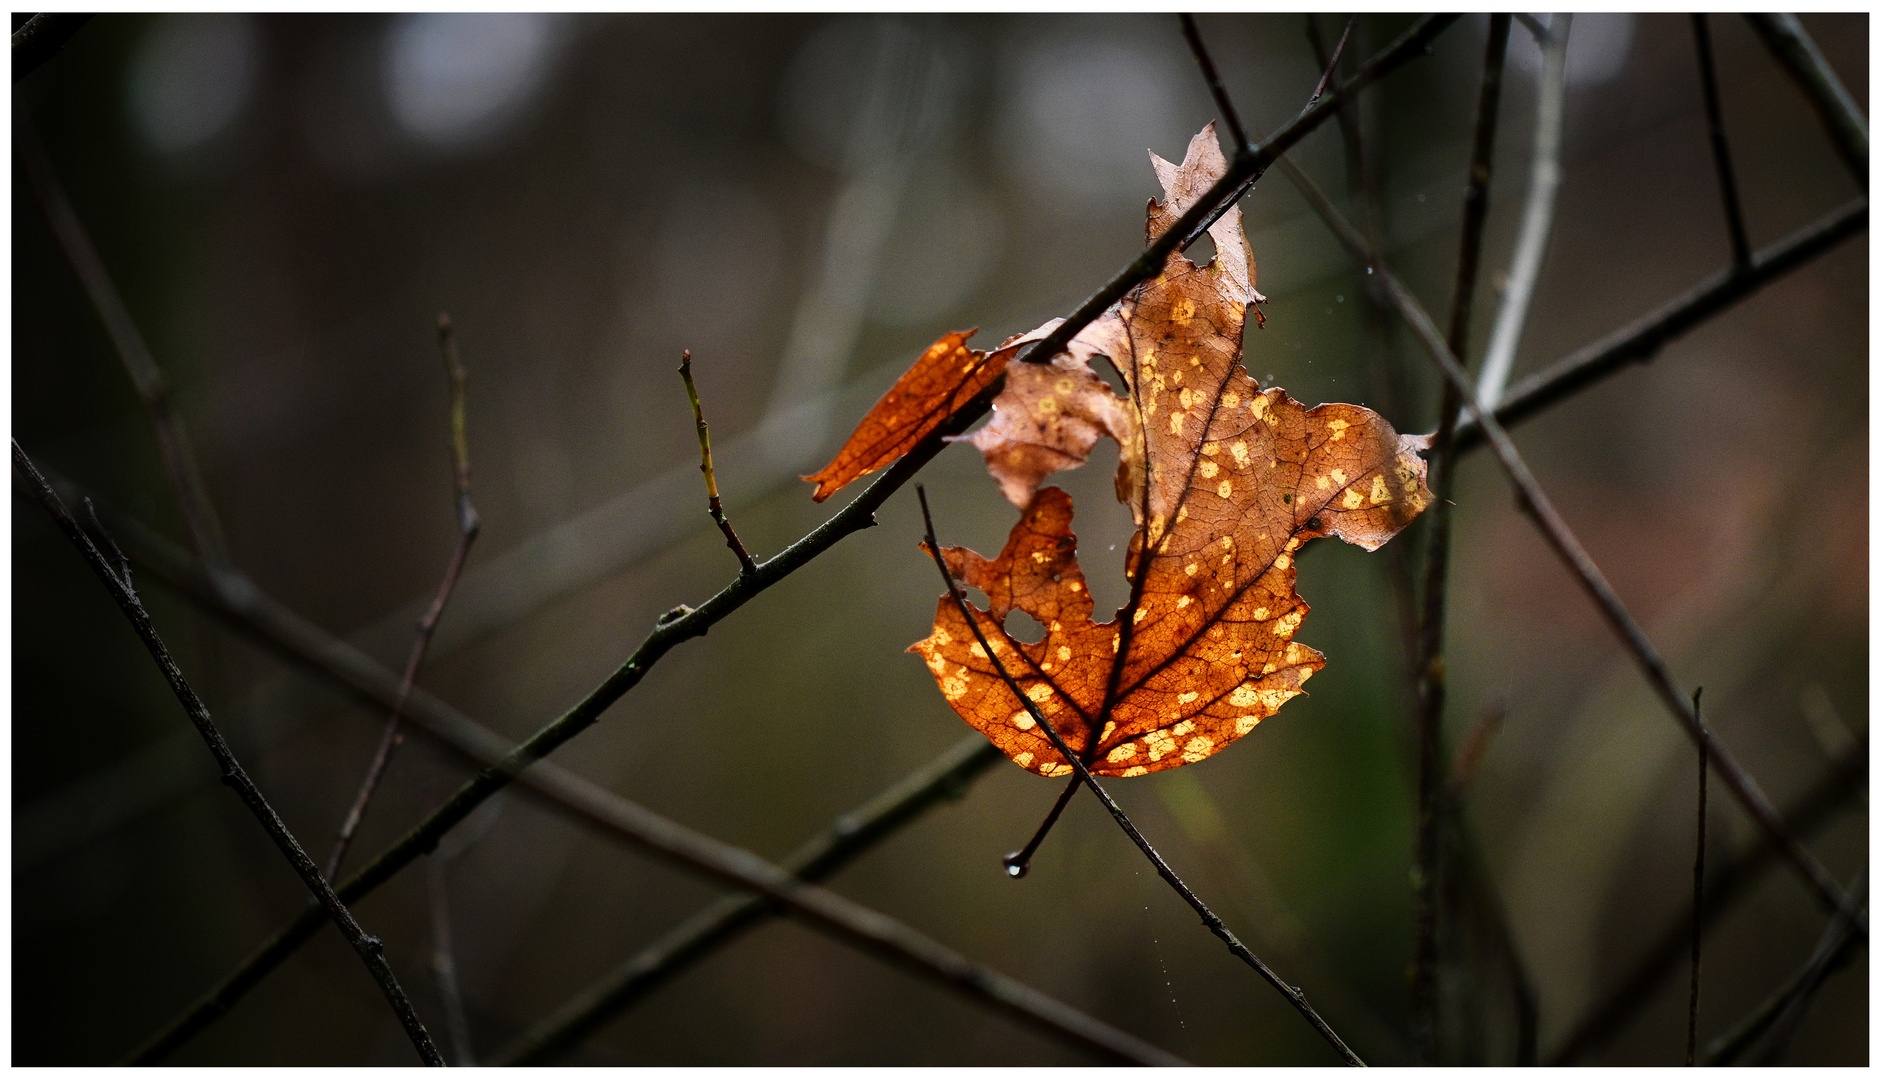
803,327,1046,502
911,124,1431,778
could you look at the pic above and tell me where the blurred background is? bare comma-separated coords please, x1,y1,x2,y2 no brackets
12,12,1866,1066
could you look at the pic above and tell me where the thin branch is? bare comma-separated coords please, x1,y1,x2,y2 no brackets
916,487,1364,1067
1445,699,1507,798
1743,14,1868,191
1178,14,1249,150
15,114,232,569
127,368,1008,1063
1011,14,1458,370
12,440,444,1067
323,315,483,882
1308,16,1357,109
1002,776,1080,879
12,13,91,82
1413,17,1509,1063
1691,15,1752,269
1686,689,1709,1066
1455,197,1867,452
1474,14,1570,411
680,349,757,576
1548,738,1866,1064
1277,157,1866,935
494,735,1002,1063
1706,871,1868,1066
425,858,477,1066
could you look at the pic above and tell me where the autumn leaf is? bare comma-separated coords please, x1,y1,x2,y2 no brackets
804,326,1050,502
910,124,1431,778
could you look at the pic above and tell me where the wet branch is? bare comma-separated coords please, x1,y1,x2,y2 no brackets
1281,159,1866,935
13,440,444,1067
680,349,757,576
323,315,483,882
917,487,1364,1067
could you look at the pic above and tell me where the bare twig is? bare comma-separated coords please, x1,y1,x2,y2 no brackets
1178,14,1249,151
1549,739,1866,1064
1687,688,1708,1066
127,368,1008,1063
1278,157,1866,934
1308,16,1357,109
1474,14,1569,411
1706,871,1868,1065
1413,18,1509,1063
680,350,757,576
323,315,483,882
1002,776,1080,879
1691,15,1752,269
916,487,1364,1067
1455,197,1867,451
12,440,444,1067
15,115,232,569
1445,699,1507,797
1743,14,1868,190
12,13,91,82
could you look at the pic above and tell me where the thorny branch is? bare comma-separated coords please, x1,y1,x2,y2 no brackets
12,441,445,1067
324,314,483,882
1412,16,1508,1063
1279,158,1866,935
917,487,1364,1067
680,349,757,576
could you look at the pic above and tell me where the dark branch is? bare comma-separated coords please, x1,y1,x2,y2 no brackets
1548,739,1866,1064
1412,17,1509,1062
1012,14,1457,368
1742,14,1868,191
1002,775,1080,879
11,13,90,82
1307,15,1357,109
1453,197,1868,453
1687,689,1709,1066
425,859,477,1065
1706,871,1868,1065
12,440,444,1067
1691,15,1752,268
1279,157,1866,934
680,349,757,576
916,486,1364,1067
15,114,232,569
323,314,484,882
493,735,1003,1064
1178,14,1249,150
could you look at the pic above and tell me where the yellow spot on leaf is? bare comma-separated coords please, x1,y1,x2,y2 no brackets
1107,743,1137,763
1015,752,1034,768
1122,766,1149,777
1235,716,1260,735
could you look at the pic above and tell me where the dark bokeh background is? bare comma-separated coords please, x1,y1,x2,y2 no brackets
13,13,1866,1066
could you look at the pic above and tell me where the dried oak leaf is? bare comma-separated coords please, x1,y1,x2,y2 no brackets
803,327,1048,502
911,124,1431,778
